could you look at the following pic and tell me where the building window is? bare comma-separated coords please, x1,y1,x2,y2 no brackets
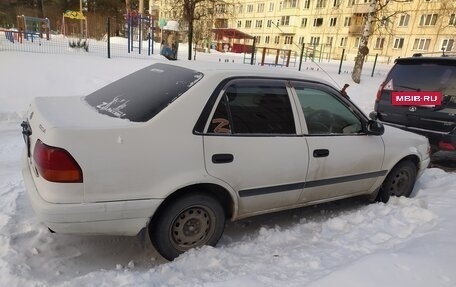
398,14,410,27
237,20,242,28
339,37,347,47
269,2,274,11
301,18,308,27
281,16,290,26
284,36,293,44
344,17,351,27
238,4,243,13
257,3,265,12
247,4,254,13
354,37,360,48
313,18,323,27
267,19,273,27
316,0,326,8
265,36,270,44
274,36,280,44
442,39,454,51
245,20,252,28
303,0,310,9
299,36,305,44
255,36,261,43
393,38,404,49
449,14,456,26
283,0,298,8
375,37,385,49
419,14,438,26
310,36,320,45
255,20,263,28
413,38,431,50
215,4,226,13
333,0,340,7
326,36,333,46
330,17,337,26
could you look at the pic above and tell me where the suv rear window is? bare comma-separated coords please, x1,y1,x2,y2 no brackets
85,63,203,122
388,60,456,103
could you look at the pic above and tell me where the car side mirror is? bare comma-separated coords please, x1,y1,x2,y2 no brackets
369,111,378,120
367,120,384,135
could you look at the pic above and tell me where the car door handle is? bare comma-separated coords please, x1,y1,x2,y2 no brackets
313,149,329,158
212,153,234,164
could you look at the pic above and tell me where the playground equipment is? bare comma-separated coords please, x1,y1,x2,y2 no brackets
62,10,87,39
126,11,154,55
160,20,179,60
212,28,253,53
257,47,293,67
62,10,88,51
16,15,50,42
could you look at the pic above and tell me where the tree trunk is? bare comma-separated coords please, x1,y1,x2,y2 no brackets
125,0,131,12
351,0,376,84
188,20,193,60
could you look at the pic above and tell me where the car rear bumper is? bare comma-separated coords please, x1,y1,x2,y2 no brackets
22,155,163,236
389,124,454,152
371,115,455,153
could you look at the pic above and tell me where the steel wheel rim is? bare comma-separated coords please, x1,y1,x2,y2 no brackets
170,205,216,251
389,169,411,196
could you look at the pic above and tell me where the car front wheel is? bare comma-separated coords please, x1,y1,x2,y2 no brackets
150,193,226,261
376,160,417,203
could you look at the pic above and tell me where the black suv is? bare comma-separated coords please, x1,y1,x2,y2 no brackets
371,55,456,154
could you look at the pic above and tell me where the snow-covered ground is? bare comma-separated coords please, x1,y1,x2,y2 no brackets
0,48,455,287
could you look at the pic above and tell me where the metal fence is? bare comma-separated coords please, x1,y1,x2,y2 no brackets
0,25,157,60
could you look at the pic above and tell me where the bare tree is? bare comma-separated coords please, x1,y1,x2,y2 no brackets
169,0,227,60
351,0,376,84
351,0,406,83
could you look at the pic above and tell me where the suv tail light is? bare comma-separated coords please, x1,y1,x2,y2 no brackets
375,83,384,102
438,141,456,151
33,140,83,183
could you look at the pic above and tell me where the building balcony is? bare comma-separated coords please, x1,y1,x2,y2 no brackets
349,25,363,35
352,3,370,14
277,25,296,34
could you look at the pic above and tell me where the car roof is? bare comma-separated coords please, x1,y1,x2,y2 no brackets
162,59,336,88
395,56,456,65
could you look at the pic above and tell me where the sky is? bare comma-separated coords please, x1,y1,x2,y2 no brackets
0,43,455,287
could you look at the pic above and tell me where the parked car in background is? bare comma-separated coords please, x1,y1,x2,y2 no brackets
22,61,430,260
371,54,456,154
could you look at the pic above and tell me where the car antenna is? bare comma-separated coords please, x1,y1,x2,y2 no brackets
340,83,350,99
307,58,342,90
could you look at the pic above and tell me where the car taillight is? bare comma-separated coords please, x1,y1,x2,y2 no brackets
375,83,384,102
33,140,83,183
438,141,456,151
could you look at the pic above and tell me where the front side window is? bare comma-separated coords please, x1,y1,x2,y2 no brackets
293,84,362,135
207,80,296,135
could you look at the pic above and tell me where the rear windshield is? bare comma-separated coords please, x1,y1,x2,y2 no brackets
387,61,456,97
85,63,203,122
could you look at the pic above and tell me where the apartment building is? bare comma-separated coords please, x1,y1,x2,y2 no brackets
152,0,456,62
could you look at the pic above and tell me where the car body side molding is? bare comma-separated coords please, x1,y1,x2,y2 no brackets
238,170,388,197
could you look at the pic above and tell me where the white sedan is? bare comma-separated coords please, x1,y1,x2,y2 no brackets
21,61,430,260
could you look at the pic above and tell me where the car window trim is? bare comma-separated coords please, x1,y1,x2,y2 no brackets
194,76,302,137
289,81,370,136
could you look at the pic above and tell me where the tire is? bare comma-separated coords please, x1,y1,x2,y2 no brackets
376,160,417,203
150,193,226,261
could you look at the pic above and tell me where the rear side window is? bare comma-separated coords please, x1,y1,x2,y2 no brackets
388,62,456,102
207,79,296,135
85,63,203,122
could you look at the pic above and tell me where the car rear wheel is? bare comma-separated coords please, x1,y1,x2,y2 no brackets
150,193,226,261
376,160,417,203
